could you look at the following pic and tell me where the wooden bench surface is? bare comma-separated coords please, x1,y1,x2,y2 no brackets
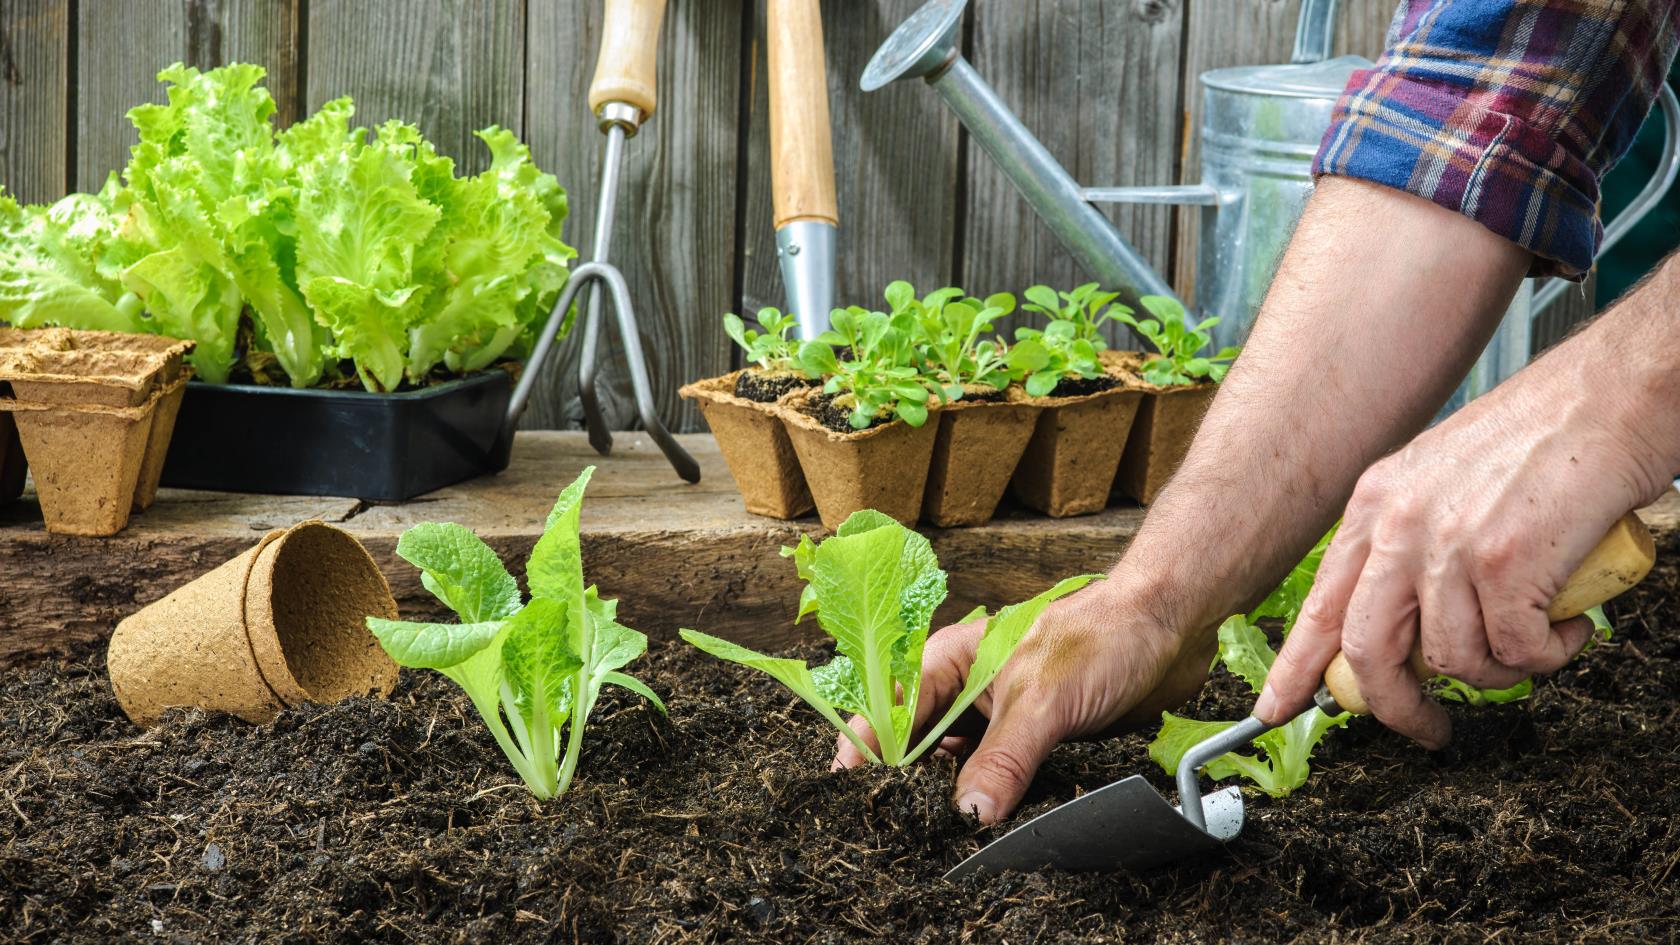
0,432,1162,666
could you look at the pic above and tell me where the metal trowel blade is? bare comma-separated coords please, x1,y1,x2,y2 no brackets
944,776,1246,879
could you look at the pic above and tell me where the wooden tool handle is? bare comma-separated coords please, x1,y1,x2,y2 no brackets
588,0,667,117
1322,512,1657,715
768,0,839,228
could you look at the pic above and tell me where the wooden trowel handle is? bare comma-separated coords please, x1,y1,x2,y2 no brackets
589,0,668,117
768,0,839,228
1321,512,1657,715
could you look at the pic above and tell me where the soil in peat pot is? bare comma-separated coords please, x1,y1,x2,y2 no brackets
5,546,1680,943
732,371,818,404
807,393,892,435
1047,374,1118,398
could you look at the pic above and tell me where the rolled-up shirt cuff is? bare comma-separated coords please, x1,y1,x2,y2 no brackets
1313,67,1600,279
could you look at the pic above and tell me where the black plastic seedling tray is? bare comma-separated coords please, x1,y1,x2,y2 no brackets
159,370,515,501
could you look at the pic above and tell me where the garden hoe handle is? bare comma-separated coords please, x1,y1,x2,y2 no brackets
1319,512,1658,716
769,0,839,339
589,0,665,121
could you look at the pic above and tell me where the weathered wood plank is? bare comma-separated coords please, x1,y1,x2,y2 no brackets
738,1,962,324
519,0,742,435
6,429,1680,669
961,0,1183,346
0,0,69,203
1172,0,1392,302
74,0,302,191
0,431,1147,666
304,0,523,176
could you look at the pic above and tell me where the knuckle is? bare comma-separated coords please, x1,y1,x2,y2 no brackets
1468,534,1522,582
969,746,1035,790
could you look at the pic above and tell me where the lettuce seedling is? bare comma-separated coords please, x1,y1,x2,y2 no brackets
798,305,939,428
1021,282,1128,344
1115,295,1240,386
366,467,664,799
723,306,803,374
1006,320,1105,397
1149,531,1350,798
681,510,1098,765
888,279,1015,402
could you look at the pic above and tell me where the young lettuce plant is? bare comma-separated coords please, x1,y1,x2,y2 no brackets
889,279,1015,402
1021,282,1128,345
1149,531,1350,798
723,306,803,374
1006,320,1105,397
798,305,938,428
365,467,664,800
681,510,1098,765
1116,295,1240,386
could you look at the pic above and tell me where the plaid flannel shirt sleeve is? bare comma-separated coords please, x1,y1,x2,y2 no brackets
1313,0,1680,278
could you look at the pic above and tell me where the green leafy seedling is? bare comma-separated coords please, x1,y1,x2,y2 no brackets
723,306,803,375
890,278,1015,402
797,305,939,428
366,466,665,800
1021,282,1128,344
682,510,1099,766
1115,295,1240,386
1007,320,1104,397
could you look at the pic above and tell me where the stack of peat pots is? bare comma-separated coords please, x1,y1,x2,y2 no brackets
686,350,1179,530
0,327,195,535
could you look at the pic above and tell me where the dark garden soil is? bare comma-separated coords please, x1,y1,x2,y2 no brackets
808,394,890,434
4,551,1680,944
732,371,818,404
1048,374,1119,398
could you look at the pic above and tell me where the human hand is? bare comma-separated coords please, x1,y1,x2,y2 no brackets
831,580,1215,824
1252,358,1673,747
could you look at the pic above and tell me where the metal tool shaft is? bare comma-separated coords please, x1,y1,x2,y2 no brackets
1176,715,1271,832
929,57,1180,305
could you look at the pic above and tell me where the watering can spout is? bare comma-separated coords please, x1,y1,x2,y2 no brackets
861,0,1183,307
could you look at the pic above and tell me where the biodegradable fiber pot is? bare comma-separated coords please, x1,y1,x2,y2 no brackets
1102,350,1217,505
778,387,939,530
679,371,814,519
1010,369,1144,518
0,377,186,537
107,521,400,728
922,389,1041,528
1115,383,1215,505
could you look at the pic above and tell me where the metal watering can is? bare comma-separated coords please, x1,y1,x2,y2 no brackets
863,0,1680,409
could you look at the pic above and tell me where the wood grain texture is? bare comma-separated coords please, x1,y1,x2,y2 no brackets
0,0,69,203
739,0,961,322
520,0,742,434
305,0,523,176
767,0,838,227
0,431,1155,666
74,0,302,191
961,0,1184,346
1172,0,1393,302
588,0,668,116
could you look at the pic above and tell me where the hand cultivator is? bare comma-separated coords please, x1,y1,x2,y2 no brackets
500,0,700,484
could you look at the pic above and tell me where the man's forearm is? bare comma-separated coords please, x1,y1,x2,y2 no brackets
1112,178,1532,637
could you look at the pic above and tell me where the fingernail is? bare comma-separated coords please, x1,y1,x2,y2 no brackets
956,791,996,823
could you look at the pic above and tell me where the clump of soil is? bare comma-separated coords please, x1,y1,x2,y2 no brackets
1047,373,1119,398
807,392,890,434
732,370,817,404
4,550,1680,943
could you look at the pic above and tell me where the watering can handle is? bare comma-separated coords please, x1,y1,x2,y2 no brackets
589,0,668,118
1291,0,1340,65
1317,512,1656,716
1533,83,1680,316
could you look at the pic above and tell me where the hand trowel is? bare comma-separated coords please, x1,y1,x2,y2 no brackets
947,511,1658,879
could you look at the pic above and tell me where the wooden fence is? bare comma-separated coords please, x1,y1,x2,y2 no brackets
0,0,1592,432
